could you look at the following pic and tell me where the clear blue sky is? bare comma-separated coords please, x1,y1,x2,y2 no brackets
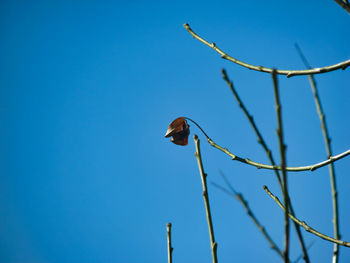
1,1,350,262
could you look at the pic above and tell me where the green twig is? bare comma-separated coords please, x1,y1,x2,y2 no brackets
194,135,218,263
295,43,341,263
264,186,350,247
183,23,350,77
166,223,173,263
271,70,290,263
221,69,310,262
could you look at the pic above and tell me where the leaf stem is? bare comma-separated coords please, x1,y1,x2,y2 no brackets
185,117,210,140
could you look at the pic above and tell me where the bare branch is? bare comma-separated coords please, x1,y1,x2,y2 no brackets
271,70,290,263
212,171,283,259
264,186,350,247
183,23,350,77
221,69,310,262
207,137,350,172
183,117,350,172
221,69,282,182
295,43,341,263
194,135,218,263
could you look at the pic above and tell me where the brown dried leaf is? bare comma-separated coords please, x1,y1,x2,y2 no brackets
165,117,190,146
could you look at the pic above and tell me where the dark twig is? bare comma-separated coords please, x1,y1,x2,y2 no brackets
293,242,315,263
185,117,210,140
295,43,341,263
264,186,350,247
183,23,350,77
271,70,290,263
194,135,218,263
334,0,350,14
221,69,310,262
212,171,283,258
166,223,173,263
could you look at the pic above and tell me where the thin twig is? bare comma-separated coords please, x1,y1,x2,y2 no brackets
184,118,350,171
194,135,218,263
185,117,210,139
207,137,350,172
221,69,282,184
214,176,315,263
183,23,350,77
212,170,283,258
293,242,315,263
214,179,314,263
166,223,173,263
221,69,310,262
334,0,350,14
271,70,290,263
264,185,350,247
295,43,340,263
